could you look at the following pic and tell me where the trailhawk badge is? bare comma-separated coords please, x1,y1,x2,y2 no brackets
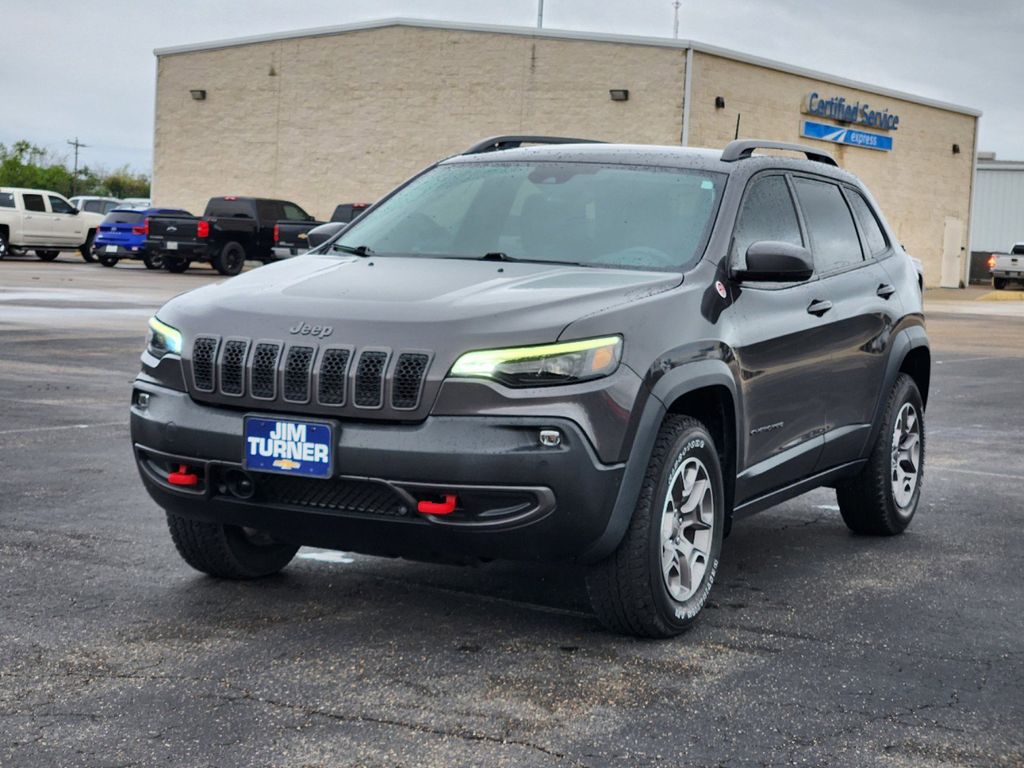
243,417,333,478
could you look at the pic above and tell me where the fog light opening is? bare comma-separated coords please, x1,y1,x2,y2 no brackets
539,429,562,447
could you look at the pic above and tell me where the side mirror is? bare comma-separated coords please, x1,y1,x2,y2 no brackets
735,241,813,282
70,207,80,215
307,222,347,249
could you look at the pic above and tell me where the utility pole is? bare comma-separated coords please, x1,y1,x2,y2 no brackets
537,0,544,28
67,137,88,196
673,1,681,39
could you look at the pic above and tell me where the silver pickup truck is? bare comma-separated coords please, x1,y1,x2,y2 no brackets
990,243,1024,289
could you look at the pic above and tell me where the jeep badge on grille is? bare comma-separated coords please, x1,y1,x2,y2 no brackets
289,322,333,339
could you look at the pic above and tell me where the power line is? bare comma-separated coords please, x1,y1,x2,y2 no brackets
67,137,88,196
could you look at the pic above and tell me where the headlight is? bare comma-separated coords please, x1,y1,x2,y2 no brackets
449,335,622,387
146,316,182,358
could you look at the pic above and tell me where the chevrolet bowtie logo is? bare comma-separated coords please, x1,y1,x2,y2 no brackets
272,459,301,470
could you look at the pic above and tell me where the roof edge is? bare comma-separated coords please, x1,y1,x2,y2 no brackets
152,17,981,117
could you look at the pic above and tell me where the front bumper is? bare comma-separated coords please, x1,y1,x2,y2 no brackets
131,380,626,562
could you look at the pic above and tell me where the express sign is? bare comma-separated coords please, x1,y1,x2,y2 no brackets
803,92,900,132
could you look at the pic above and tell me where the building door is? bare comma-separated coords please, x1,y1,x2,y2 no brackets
940,217,964,288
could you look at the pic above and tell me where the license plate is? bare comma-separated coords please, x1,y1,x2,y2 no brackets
105,244,117,254
166,241,178,250
243,417,333,478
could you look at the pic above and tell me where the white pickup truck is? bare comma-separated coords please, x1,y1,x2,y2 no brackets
0,187,104,262
990,243,1024,290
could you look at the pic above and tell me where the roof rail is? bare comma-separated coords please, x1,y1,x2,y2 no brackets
462,135,605,155
720,139,838,167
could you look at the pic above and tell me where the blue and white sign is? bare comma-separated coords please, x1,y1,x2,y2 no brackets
244,417,333,478
800,120,893,152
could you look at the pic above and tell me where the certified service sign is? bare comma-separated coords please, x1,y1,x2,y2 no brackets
800,120,893,152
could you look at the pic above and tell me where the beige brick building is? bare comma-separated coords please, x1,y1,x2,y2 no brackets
153,19,980,286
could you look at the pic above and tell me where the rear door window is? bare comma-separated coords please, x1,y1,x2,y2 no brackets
846,191,889,257
731,175,804,271
0,192,14,208
793,178,864,273
23,193,46,212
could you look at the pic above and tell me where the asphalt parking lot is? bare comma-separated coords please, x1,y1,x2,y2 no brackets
1,254,1022,768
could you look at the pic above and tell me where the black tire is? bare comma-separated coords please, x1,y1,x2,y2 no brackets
166,512,299,579
35,249,60,261
0,230,8,260
213,241,246,276
143,252,165,270
836,374,925,535
586,415,725,638
164,257,191,273
80,231,96,262
98,255,119,268
993,277,1006,290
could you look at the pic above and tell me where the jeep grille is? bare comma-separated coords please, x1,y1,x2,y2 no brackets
186,337,432,419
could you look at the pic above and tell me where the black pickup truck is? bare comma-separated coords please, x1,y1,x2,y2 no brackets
145,197,322,275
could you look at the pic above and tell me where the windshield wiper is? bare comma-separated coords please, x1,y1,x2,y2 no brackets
331,243,375,256
480,252,586,267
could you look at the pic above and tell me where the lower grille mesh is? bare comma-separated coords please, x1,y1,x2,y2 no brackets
259,475,409,517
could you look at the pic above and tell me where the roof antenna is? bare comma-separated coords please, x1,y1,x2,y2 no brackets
673,1,681,39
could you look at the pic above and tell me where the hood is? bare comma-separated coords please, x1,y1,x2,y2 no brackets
162,253,680,358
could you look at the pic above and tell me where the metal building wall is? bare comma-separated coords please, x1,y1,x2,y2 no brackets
971,162,1024,252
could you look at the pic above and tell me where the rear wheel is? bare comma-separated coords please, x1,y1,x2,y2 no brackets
143,252,165,270
213,241,246,276
35,249,60,261
0,231,8,259
836,374,924,535
586,415,724,637
164,257,191,273
166,513,299,579
98,254,119,268
80,231,96,262
993,277,1007,290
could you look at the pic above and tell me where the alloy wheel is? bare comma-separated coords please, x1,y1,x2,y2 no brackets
660,457,715,602
890,402,921,511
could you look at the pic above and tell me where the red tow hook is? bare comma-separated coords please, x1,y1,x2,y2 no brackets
167,463,199,487
417,494,458,515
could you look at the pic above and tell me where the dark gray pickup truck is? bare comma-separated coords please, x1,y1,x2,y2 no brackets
145,196,321,275
133,136,929,637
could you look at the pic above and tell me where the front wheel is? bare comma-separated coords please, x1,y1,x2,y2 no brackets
586,415,724,637
836,374,925,535
35,249,60,261
166,513,299,579
213,242,246,276
143,252,165,270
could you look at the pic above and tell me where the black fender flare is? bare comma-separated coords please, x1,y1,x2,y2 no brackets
580,359,740,563
862,324,929,455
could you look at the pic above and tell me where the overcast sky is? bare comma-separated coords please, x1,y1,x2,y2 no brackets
2,0,1020,173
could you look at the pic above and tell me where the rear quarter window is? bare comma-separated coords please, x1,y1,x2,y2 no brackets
846,191,889,256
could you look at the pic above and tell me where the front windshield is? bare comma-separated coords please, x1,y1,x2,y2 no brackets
333,161,725,271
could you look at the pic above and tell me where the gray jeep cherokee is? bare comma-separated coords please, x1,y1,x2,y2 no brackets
131,136,928,637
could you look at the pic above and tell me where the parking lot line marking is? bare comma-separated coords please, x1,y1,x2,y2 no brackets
935,356,1003,365
0,421,123,436
941,467,1024,481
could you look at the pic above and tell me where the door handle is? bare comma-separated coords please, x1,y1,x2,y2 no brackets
876,283,896,299
807,299,833,316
